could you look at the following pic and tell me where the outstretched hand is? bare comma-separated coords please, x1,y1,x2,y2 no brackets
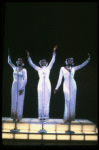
8,48,11,57
88,53,90,61
8,48,10,55
19,90,23,96
26,49,30,57
53,44,58,53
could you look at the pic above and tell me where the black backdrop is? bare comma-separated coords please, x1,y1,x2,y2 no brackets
2,2,98,126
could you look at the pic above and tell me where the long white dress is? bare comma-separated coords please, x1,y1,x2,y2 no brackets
8,56,27,120
28,53,56,119
55,59,90,121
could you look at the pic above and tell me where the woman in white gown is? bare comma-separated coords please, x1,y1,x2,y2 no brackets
8,53,27,122
54,54,90,123
26,45,57,120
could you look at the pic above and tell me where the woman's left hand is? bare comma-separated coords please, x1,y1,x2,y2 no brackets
88,53,90,61
53,45,58,53
19,90,23,96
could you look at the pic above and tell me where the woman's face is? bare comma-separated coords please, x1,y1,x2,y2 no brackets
41,59,47,66
17,58,23,66
68,58,73,65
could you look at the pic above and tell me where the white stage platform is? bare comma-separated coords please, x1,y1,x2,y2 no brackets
2,117,98,145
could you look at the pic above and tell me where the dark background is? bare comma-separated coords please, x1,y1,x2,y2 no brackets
2,2,98,126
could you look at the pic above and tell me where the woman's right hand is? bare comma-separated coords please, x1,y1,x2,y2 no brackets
26,49,30,57
8,48,11,58
88,53,90,61
8,53,11,63
54,89,57,94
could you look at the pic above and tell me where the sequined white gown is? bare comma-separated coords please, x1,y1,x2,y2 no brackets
28,53,56,119
8,56,27,120
55,59,90,121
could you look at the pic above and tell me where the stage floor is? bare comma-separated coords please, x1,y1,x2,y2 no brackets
2,117,98,145
1,117,95,124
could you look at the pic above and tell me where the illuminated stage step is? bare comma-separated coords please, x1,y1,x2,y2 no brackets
2,118,97,132
2,118,98,142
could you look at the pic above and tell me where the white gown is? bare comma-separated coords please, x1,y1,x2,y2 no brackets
8,56,27,120
28,53,56,119
55,59,90,121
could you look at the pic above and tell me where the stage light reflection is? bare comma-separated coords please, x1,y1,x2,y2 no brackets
15,134,28,139
85,135,98,141
2,133,13,139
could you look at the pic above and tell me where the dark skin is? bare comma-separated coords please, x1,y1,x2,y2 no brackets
41,59,47,66
17,58,23,68
19,90,23,96
67,58,73,65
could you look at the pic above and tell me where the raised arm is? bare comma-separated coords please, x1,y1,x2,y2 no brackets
48,53,56,70
47,45,58,70
8,54,16,69
26,50,40,71
54,67,63,94
74,53,90,71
